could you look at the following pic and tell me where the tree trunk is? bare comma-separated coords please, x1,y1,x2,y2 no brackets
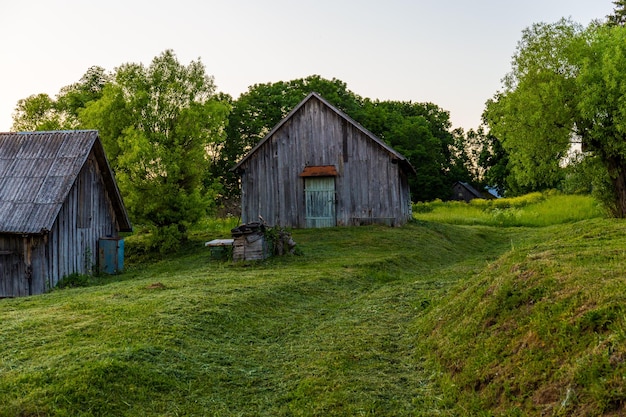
607,156,626,218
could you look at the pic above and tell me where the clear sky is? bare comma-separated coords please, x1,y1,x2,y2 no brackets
0,0,615,132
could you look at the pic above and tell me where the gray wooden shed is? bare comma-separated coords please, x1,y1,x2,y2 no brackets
232,92,415,228
451,181,496,202
0,130,132,297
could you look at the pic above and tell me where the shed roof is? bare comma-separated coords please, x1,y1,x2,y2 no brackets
454,181,484,199
232,92,416,175
0,130,131,234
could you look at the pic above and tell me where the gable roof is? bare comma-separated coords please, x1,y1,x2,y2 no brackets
454,181,485,199
232,92,416,175
0,130,131,234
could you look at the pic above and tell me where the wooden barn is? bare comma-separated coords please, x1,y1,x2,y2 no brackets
232,92,415,228
0,130,132,297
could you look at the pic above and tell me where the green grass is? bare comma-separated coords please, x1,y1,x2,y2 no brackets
414,191,605,227
0,193,624,416
412,218,626,416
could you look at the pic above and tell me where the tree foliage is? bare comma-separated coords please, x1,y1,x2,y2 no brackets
12,58,478,240
484,18,626,216
461,126,509,197
80,51,229,249
607,0,626,26
12,66,109,131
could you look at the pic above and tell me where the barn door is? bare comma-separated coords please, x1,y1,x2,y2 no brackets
0,251,27,297
304,177,336,228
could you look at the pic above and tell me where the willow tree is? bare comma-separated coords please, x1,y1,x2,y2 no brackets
485,19,626,217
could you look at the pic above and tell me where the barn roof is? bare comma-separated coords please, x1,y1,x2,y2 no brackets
454,181,484,199
232,92,416,175
0,130,132,234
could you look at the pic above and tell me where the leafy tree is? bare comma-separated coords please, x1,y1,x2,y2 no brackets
57,66,109,122
12,93,63,131
484,20,581,192
12,66,108,131
484,19,626,216
458,126,509,196
575,24,626,215
475,127,510,197
607,0,626,26
80,50,229,249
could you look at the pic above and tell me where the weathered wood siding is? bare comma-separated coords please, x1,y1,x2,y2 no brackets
0,237,43,297
232,233,271,261
44,152,119,288
0,151,119,297
239,96,412,228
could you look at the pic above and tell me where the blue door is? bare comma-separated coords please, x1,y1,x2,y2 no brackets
305,177,336,228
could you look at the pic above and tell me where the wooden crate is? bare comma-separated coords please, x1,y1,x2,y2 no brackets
232,232,271,261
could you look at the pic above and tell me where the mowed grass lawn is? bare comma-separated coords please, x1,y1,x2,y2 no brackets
1,193,624,416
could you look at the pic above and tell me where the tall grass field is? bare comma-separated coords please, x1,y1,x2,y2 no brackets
413,191,605,227
0,192,624,416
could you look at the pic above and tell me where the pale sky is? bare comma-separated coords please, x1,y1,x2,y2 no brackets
0,1,614,132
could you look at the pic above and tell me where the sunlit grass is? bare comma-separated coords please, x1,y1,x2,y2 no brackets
413,191,604,227
0,193,622,416
411,219,626,415
1,222,512,417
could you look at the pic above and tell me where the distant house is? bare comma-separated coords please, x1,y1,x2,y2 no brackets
232,92,416,228
0,131,131,297
451,181,497,202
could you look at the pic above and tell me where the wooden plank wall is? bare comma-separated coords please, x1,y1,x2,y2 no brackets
0,239,28,297
232,233,270,261
240,97,412,228
45,152,118,290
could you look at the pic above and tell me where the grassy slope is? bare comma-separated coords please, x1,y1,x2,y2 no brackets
0,195,623,416
413,219,626,416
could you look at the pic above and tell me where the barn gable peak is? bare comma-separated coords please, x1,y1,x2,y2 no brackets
232,92,415,175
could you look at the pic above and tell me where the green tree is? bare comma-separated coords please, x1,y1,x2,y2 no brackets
484,19,626,216
80,50,229,249
575,24,626,215
607,0,626,26
12,93,63,131
475,127,510,197
12,66,109,131
458,126,509,196
57,66,109,122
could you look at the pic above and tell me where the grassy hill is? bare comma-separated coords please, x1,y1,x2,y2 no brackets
0,193,624,416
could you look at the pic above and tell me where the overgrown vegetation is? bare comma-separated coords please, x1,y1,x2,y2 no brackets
414,191,604,227
1,194,624,416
